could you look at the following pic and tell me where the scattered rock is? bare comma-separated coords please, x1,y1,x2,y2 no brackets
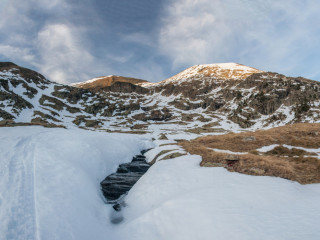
150,109,172,121
112,203,122,212
225,154,240,161
140,148,152,155
132,109,172,122
242,136,256,142
85,120,101,128
132,113,148,121
159,133,168,140
225,154,240,167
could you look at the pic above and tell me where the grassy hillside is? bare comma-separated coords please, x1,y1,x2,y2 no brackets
181,123,320,184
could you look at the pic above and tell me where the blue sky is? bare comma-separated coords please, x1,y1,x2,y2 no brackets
0,0,320,83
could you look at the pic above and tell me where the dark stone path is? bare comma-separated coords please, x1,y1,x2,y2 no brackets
100,150,151,212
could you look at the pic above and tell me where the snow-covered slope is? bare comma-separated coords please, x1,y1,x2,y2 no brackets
120,155,320,240
1,127,319,240
0,126,152,240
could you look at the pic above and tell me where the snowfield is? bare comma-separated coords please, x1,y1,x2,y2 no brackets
119,156,320,240
1,127,320,240
0,127,152,240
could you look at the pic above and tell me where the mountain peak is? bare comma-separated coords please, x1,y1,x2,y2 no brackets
71,75,149,89
162,63,264,83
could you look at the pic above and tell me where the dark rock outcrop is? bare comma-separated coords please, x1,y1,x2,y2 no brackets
101,172,145,201
100,151,151,202
132,108,172,122
103,82,149,94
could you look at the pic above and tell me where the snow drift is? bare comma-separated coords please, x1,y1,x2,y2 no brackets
0,127,151,240
0,127,320,240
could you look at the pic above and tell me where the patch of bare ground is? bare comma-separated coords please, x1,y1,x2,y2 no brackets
159,143,178,147
149,149,177,165
180,123,320,184
161,152,186,160
101,129,149,135
185,127,226,134
131,124,148,130
0,120,66,128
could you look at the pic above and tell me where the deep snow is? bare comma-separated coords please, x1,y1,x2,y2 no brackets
0,127,152,240
1,127,320,240
120,155,320,240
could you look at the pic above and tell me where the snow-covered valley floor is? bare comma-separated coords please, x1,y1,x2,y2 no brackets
0,127,320,240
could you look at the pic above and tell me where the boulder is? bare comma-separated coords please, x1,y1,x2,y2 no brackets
225,154,240,161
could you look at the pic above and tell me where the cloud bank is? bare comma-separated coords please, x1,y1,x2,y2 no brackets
36,24,96,84
159,0,320,80
0,0,319,83
0,0,96,83
0,0,165,83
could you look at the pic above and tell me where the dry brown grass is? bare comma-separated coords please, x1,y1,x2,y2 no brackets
180,123,320,184
159,143,179,147
0,120,66,128
265,146,317,157
149,149,177,165
161,152,186,160
131,124,148,130
185,127,226,134
193,123,320,150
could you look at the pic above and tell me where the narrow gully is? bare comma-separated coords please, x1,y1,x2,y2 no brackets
100,149,151,223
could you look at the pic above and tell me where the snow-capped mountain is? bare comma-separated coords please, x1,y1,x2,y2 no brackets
1,61,320,135
159,62,263,83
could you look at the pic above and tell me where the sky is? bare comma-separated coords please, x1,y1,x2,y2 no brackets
0,0,320,84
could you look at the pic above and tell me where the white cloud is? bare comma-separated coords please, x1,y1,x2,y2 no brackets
0,0,105,84
159,0,320,79
1,0,319,83
0,45,35,63
36,24,97,83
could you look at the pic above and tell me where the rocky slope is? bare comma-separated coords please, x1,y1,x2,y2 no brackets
1,61,319,137
71,75,148,94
